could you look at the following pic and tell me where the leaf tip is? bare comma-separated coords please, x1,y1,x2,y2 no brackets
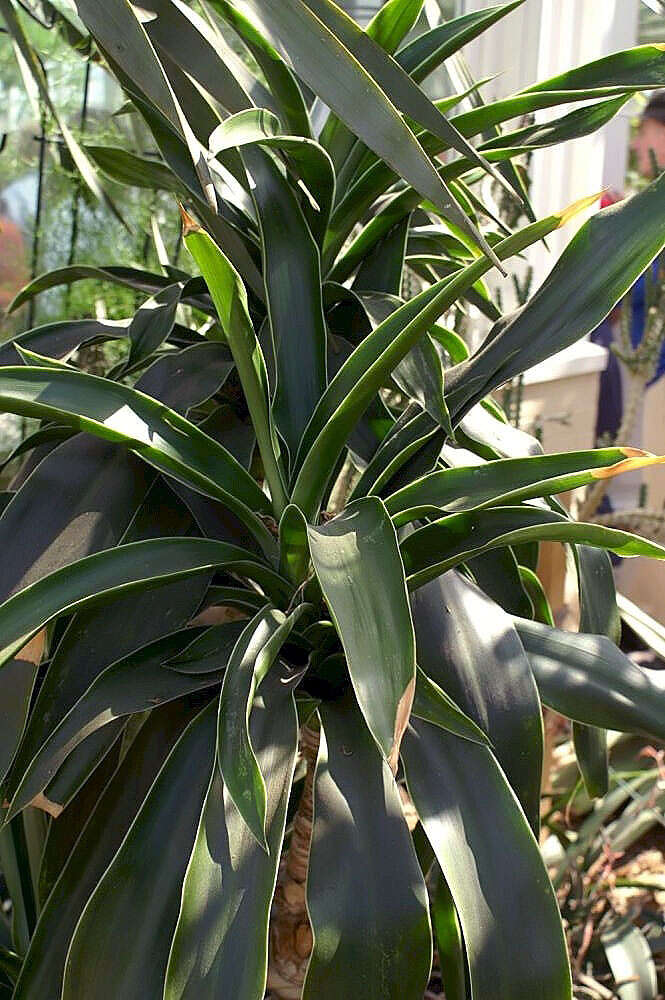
557,190,605,228
592,451,665,480
179,203,201,237
389,674,416,775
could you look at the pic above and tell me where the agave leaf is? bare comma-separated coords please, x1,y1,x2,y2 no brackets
402,718,572,1000
60,700,217,999
307,497,416,771
164,664,299,1000
303,693,432,999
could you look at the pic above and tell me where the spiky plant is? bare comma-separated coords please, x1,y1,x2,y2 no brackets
2,2,665,998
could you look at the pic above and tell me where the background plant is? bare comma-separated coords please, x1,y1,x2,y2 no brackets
1,2,665,999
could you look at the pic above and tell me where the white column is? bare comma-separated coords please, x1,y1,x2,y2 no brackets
461,0,639,284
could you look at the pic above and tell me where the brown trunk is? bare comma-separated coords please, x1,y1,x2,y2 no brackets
267,724,319,1000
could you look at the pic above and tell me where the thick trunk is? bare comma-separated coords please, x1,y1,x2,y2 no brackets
267,724,319,1000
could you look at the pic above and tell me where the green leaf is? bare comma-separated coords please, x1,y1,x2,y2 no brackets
446,173,665,424
430,868,467,1000
0,536,288,672
165,622,247,674
524,44,665,93
0,317,129,367
411,569,543,831
515,618,665,742
85,144,182,191
208,113,335,245
61,701,217,1000
412,667,490,746
307,497,416,769
571,545,620,798
182,216,289,519
401,506,665,591
12,702,198,1000
242,147,328,463
386,447,654,524
318,0,425,174
5,628,219,822
600,918,658,1000
207,0,312,136
7,265,211,316
402,718,572,1000
217,606,305,848
303,694,432,999
128,282,182,366
164,664,299,1000
350,406,440,500
0,365,274,553
2,482,211,813
237,0,500,264
397,2,524,84
73,0,217,213
293,201,593,519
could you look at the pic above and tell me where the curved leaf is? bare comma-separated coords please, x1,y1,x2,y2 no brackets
6,628,218,821
411,569,543,831
402,718,572,1000
307,497,415,770
446,173,665,424
515,618,665,742
61,700,217,1000
401,506,665,591
217,606,305,848
12,701,199,1000
303,694,432,999
0,366,274,552
164,664,299,1000
0,536,288,671
386,447,660,524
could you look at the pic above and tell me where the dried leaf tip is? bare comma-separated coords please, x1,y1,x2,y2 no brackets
557,190,605,228
179,203,201,237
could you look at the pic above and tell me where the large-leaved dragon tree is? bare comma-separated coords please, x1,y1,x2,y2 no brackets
2,1,665,997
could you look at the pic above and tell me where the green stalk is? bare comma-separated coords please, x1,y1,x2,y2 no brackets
181,208,290,518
